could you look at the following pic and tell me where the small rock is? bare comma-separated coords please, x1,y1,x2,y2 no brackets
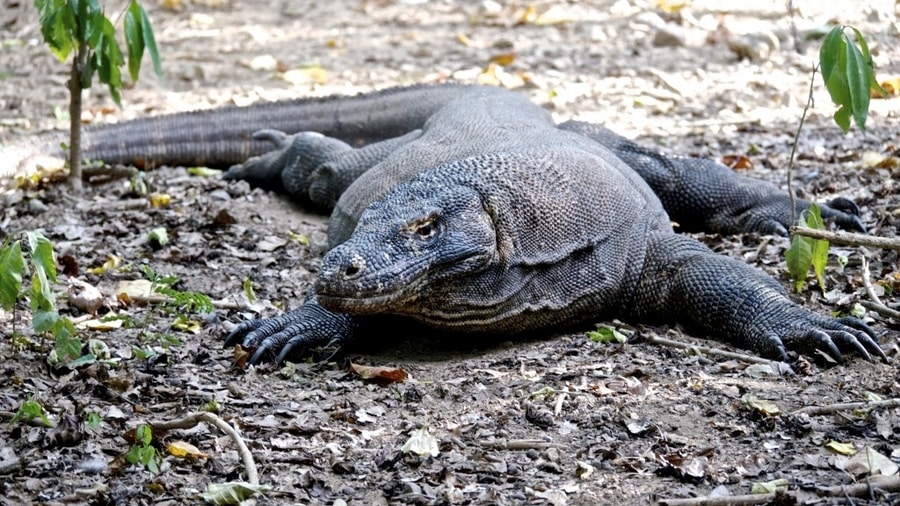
28,198,49,214
653,23,687,47
727,32,779,61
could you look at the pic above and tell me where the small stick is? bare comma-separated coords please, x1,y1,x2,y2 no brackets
858,300,900,320
817,474,900,496
658,493,776,506
126,294,250,311
646,334,793,374
150,412,259,485
791,398,900,416
790,227,900,251
858,256,899,320
480,439,563,451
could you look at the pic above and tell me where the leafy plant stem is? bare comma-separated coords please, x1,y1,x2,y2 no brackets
787,64,818,228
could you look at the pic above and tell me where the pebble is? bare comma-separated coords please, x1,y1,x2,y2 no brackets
727,32,779,61
28,198,49,214
653,23,687,47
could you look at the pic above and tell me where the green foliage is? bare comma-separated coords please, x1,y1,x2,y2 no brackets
26,232,82,361
147,227,169,247
786,204,829,292
34,0,162,106
0,239,25,310
820,26,885,132
587,326,628,344
141,265,214,314
11,397,52,427
85,411,102,431
126,424,161,474
1,233,83,362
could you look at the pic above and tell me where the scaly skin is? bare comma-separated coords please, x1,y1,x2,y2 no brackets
7,82,881,366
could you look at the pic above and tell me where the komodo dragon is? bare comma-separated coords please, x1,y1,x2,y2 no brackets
5,84,887,365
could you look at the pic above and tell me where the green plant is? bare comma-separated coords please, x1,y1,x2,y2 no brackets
0,232,81,362
33,0,161,190
785,26,883,291
140,265,214,314
125,424,161,473
10,397,53,427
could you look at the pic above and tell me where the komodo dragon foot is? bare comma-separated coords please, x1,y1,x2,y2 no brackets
224,297,356,365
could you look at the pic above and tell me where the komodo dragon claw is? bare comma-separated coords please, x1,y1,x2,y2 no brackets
224,300,356,365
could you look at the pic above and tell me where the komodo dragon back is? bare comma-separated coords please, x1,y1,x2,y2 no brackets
0,83,472,178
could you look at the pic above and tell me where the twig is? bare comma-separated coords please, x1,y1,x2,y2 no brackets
646,334,793,374
658,493,777,506
659,476,900,504
817,474,900,497
150,412,259,485
127,294,250,311
790,227,900,250
787,64,818,228
858,300,900,320
479,439,563,451
859,256,899,320
791,398,900,416
861,256,886,307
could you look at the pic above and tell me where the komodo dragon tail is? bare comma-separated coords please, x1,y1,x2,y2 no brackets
1,83,471,178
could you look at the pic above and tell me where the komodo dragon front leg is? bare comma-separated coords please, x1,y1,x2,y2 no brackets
222,128,423,211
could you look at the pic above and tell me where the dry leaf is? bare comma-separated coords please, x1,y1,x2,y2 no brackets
489,52,516,66
283,67,328,86
742,394,781,416
401,427,439,457
148,193,171,208
233,345,251,369
533,5,571,25
349,362,408,385
68,278,105,314
845,447,899,476
825,440,856,456
874,77,900,97
722,154,753,170
88,255,122,275
167,440,210,460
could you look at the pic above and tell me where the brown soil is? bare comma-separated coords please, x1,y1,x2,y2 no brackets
1,1,899,504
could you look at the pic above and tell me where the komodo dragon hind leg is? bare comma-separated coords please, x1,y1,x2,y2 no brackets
223,128,424,212
224,296,357,365
558,120,867,235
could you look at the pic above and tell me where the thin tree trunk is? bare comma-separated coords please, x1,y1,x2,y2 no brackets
67,43,88,192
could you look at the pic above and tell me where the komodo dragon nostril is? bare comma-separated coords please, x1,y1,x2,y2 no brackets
343,256,365,279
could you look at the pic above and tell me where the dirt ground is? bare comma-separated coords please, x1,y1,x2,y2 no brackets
1,0,900,504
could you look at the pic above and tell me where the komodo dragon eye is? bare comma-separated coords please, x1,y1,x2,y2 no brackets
406,217,438,240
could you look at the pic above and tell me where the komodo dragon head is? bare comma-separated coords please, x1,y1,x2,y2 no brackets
315,178,497,317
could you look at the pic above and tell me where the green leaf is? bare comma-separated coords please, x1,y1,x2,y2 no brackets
851,27,887,99
0,240,25,310
805,204,829,290
34,0,76,61
11,398,52,427
786,204,829,292
124,0,162,80
587,326,628,344
30,269,54,312
819,26,882,132
27,231,57,284
124,1,145,82
148,227,169,246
